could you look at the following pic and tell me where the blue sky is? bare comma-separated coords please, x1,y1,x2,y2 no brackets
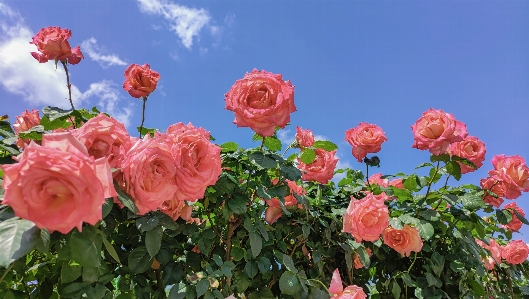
1,0,528,240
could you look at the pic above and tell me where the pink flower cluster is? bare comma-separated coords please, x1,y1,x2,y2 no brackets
329,269,367,299
30,26,83,65
476,238,529,268
264,180,305,224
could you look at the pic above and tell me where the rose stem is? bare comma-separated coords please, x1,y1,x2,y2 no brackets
61,61,75,111
139,96,148,139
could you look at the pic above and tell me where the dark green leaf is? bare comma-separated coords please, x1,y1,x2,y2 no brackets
279,271,301,295
496,209,513,225
446,161,462,181
391,281,401,299
313,140,338,151
248,232,262,258
249,152,277,168
196,279,209,298
136,215,159,232
401,273,414,287
128,246,153,274
35,228,50,253
60,282,91,298
514,210,529,225
282,254,298,274
113,180,139,213
430,154,450,163
417,220,434,240
357,247,370,268
245,261,258,279
300,148,316,164
257,256,271,274
61,264,82,284
279,164,302,181
0,218,39,267
70,227,102,267
146,226,163,257
228,194,248,214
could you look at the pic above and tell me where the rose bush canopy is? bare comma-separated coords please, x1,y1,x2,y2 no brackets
0,26,529,299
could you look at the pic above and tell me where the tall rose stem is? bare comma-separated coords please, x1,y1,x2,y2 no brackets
61,61,75,111
260,137,266,151
365,163,372,192
139,96,148,139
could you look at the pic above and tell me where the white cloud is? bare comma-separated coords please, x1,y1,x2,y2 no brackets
0,4,133,126
137,0,211,49
277,129,295,146
81,38,127,68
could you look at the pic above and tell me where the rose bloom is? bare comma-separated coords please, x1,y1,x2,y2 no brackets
297,149,338,184
224,69,296,137
480,177,505,208
353,248,372,269
447,136,486,174
123,64,161,98
367,173,389,187
1,132,116,234
13,109,41,149
165,122,222,202
382,225,423,257
159,199,194,222
389,178,404,189
265,180,305,224
502,240,529,265
475,238,502,270
503,202,525,232
118,135,178,215
72,113,133,169
30,26,83,64
343,193,389,243
488,154,529,200
329,269,367,299
295,126,315,149
411,108,468,155
345,123,387,162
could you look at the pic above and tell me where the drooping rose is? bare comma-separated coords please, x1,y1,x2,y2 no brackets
123,64,161,98
411,108,468,155
165,122,222,202
353,248,372,269
488,155,529,200
118,135,177,215
297,149,338,184
480,177,505,208
501,240,529,265
159,199,194,222
295,126,315,149
13,109,41,149
71,113,132,169
264,180,305,224
345,123,387,162
447,136,486,174
343,193,389,243
1,132,116,234
30,26,83,65
329,269,367,299
475,238,502,270
224,69,296,137
503,202,525,232
382,225,423,257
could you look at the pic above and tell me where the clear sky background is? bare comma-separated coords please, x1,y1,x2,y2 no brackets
1,0,528,241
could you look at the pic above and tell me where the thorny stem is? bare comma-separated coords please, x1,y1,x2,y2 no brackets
259,137,266,151
139,96,148,139
425,161,440,199
365,163,373,192
61,61,75,111
407,252,418,272
443,174,451,188
504,268,515,299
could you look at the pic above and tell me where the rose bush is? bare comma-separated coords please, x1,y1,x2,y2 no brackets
0,26,529,299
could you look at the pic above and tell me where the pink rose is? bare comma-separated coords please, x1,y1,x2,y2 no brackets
475,239,501,270
367,173,389,187
488,155,529,200
389,178,404,189
411,108,468,155
480,177,505,208
264,180,305,224
343,193,389,243
353,248,372,269
345,123,387,162
297,149,338,184
118,135,177,215
1,132,115,234
501,240,529,265
382,225,423,257
447,136,486,174
503,202,525,232
224,69,296,137
13,109,41,149
30,26,83,65
123,64,161,98
71,113,133,169
329,269,367,299
295,126,315,149
165,122,222,202
159,200,194,222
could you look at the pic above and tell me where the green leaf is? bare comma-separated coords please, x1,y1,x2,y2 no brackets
418,210,440,222
113,180,139,213
282,254,298,274
196,279,209,298
357,247,370,268
391,280,401,299
249,152,277,168
35,228,50,253
0,218,40,267
70,227,102,267
279,164,302,181
426,272,442,287
128,246,153,274
102,198,113,218
401,273,414,287
389,218,403,230
245,261,258,279
300,148,316,164
60,282,91,298
230,247,245,261
313,140,338,151
446,161,462,181
213,254,223,266
514,210,529,225
137,126,157,137
417,220,434,240
42,106,73,121
311,289,329,299
279,271,301,295
257,256,271,274
228,194,248,214
460,193,485,210
468,279,485,296
61,264,82,284
163,262,183,285
221,142,238,152
136,215,159,232
248,232,262,258
496,209,513,225
264,137,282,151
146,226,163,257
430,154,450,163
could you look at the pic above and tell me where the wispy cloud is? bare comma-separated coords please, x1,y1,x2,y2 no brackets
0,4,133,127
136,0,212,49
81,38,127,68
